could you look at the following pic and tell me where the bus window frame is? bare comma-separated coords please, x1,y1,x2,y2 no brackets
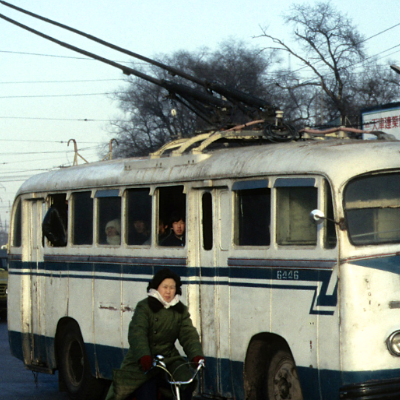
95,189,122,247
344,172,400,246
273,175,337,250
71,190,94,247
124,187,152,247
10,196,22,249
42,193,68,249
156,184,187,249
233,179,271,248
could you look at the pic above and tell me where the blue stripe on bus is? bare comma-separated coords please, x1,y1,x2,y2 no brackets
8,259,338,316
349,254,400,274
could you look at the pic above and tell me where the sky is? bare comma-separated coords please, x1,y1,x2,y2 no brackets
0,0,400,230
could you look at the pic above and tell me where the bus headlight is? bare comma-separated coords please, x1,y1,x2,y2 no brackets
387,331,400,356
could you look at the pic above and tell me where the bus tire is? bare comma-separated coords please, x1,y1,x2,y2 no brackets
263,347,303,400
58,325,105,400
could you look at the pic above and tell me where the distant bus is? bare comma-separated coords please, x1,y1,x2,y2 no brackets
7,129,400,400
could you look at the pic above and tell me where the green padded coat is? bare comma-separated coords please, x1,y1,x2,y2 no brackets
105,297,204,400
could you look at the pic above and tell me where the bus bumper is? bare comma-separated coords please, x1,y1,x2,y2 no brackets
340,377,400,399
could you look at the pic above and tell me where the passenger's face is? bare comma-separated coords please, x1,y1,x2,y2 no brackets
172,219,185,237
159,221,167,235
106,226,118,237
134,220,145,233
158,278,176,302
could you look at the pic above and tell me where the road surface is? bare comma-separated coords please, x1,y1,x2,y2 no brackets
0,317,68,400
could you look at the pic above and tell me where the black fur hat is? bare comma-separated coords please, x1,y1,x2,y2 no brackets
147,268,182,295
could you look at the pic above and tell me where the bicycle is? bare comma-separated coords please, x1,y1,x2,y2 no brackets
152,355,205,400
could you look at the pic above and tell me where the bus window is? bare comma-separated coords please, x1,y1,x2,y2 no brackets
202,192,213,250
158,186,186,247
126,188,151,246
235,187,271,246
344,173,400,245
276,186,318,246
12,198,22,247
72,192,93,245
42,194,68,247
96,190,121,246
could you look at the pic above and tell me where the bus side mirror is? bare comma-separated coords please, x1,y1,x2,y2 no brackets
310,209,347,231
310,209,325,225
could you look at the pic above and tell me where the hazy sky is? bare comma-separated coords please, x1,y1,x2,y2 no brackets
0,0,399,228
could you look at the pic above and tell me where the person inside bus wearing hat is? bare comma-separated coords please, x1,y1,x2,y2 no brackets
105,219,121,245
105,268,205,400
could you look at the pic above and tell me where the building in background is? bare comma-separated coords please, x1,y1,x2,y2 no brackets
361,102,400,140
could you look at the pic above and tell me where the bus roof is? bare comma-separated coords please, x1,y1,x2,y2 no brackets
16,139,400,196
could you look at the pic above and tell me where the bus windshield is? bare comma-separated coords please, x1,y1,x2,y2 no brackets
344,173,400,245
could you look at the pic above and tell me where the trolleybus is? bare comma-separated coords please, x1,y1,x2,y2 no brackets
8,128,400,400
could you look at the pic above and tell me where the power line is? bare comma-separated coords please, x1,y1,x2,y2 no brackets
0,78,124,84
0,92,116,99
0,153,97,165
0,49,135,65
361,22,400,44
0,116,111,121
0,138,102,143
0,145,100,156
0,49,95,60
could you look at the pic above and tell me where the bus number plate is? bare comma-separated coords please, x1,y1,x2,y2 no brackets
277,270,299,280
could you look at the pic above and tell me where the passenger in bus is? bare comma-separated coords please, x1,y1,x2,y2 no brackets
42,196,68,247
160,212,185,246
131,218,150,245
158,218,169,243
105,268,205,400
105,219,121,245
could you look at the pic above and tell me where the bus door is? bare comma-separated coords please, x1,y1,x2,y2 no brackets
197,188,232,397
25,198,45,367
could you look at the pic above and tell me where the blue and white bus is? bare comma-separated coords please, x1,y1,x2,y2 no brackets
7,128,400,399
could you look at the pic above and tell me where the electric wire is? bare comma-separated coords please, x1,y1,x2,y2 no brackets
0,78,124,84
0,116,111,121
0,92,114,98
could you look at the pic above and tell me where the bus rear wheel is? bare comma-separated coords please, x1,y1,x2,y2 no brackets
58,325,105,400
263,348,303,400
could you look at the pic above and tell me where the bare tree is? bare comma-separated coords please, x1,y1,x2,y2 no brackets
259,1,366,125
108,40,275,157
109,67,198,158
350,60,400,108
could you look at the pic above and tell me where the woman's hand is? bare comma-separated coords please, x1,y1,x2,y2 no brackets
140,355,153,372
192,356,205,366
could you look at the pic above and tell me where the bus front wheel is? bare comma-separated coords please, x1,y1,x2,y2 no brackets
58,325,105,400
263,348,303,400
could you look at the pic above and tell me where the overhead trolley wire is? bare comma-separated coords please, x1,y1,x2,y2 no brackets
0,0,208,85
0,1,275,127
0,10,150,80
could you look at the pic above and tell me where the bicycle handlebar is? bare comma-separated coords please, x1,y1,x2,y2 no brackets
152,355,205,386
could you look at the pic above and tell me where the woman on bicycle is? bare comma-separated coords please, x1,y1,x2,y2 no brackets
105,268,205,400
